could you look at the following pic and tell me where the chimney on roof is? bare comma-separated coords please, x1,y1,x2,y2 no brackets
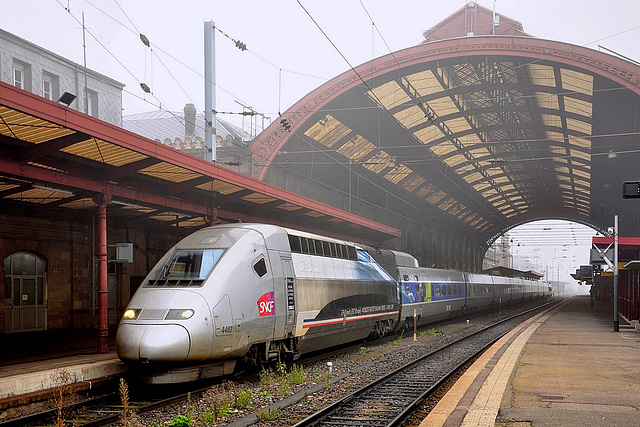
184,103,197,137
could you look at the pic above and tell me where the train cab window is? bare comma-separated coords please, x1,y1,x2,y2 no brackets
314,240,324,256
288,235,301,253
253,258,268,278
300,237,309,254
149,249,224,287
403,274,409,281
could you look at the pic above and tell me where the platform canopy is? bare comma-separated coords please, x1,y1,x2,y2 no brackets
0,81,400,245
250,4,640,245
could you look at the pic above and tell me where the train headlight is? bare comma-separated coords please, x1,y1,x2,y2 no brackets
165,309,195,320
122,309,140,320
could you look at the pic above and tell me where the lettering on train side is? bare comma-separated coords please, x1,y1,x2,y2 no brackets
257,292,275,316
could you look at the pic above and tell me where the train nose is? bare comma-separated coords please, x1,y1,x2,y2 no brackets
117,323,191,362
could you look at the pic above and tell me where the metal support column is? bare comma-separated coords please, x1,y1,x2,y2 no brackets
94,194,111,353
614,215,619,332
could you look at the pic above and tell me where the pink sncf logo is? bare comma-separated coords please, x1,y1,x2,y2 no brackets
257,292,275,316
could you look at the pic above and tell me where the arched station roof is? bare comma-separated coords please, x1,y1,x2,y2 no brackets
250,12,640,246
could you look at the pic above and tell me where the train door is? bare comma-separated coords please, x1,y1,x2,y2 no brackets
3,252,47,333
279,257,295,336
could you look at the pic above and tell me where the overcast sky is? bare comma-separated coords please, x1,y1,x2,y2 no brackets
2,0,639,129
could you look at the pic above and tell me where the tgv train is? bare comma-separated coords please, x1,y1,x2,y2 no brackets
116,223,548,383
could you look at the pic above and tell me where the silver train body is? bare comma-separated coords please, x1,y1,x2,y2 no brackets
116,224,549,383
116,224,398,383
363,247,549,328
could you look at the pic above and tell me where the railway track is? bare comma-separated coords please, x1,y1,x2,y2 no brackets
0,300,556,427
292,300,559,427
0,382,210,427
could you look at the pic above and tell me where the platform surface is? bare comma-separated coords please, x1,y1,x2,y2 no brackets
422,295,640,427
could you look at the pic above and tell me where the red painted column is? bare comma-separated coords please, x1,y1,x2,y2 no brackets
94,194,111,353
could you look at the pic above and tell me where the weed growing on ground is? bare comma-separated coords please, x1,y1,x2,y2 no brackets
256,406,282,421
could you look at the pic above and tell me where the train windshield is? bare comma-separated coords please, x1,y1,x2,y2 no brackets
162,249,224,280
145,249,225,287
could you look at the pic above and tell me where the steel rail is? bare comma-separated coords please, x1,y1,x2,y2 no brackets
293,300,559,427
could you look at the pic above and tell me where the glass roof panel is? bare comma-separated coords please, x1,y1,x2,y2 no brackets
196,180,244,195
563,97,592,118
560,68,593,96
444,117,472,134
574,168,590,179
367,80,411,110
540,113,562,128
337,135,376,161
566,118,591,134
400,175,426,192
404,69,443,97
363,152,393,174
304,114,352,148
546,130,565,143
241,192,277,204
571,150,590,161
394,105,429,129
443,154,468,168
414,125,440,145
138,162,202,183
528,64,556,87
535,92,559,110
431,141,457,156
62,139,148,166
430,96,461,118
570,137,591,149
425,189,447,204
384,164,412,184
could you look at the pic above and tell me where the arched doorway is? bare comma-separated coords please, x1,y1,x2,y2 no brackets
4,252,47,333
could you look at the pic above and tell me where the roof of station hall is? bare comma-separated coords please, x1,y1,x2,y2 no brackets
249,3,640,244
0,81,400,245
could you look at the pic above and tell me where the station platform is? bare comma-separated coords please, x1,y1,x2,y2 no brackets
422,295,640,427
0,329,124,413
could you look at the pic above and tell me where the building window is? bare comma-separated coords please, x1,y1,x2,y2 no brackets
42,77,52,100
42,72,59,101
12,60,31,92
13,64,24,89
86,89,98,117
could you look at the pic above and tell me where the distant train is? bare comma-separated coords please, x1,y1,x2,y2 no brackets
116,223,549,383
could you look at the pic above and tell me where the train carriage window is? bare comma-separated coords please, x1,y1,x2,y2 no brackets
403,274,409,281
288,235,301,253
300,237,309,254
308,239,316,255
335,244,343,259
330,243,338,257
447,285,452,295
457,284,462,295
346,246,357,260
434,284,441,297
253,258,268,278
314,240,324,256
322,241,331,256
